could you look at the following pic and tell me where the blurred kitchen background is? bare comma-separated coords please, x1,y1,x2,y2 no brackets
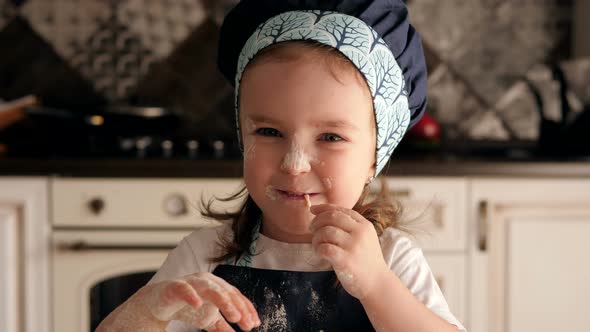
0,0,588,160
1,1,590,332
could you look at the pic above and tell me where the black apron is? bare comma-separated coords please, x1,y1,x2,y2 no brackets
213,264,375,331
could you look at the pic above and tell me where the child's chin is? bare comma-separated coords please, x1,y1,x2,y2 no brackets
266,212,312,229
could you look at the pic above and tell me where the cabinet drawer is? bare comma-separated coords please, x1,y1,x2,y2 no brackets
371,177,467,251
51,178,243,228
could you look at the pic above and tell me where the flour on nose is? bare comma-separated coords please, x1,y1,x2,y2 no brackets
281,140,311,173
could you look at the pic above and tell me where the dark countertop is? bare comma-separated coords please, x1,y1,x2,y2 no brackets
1,156,590,178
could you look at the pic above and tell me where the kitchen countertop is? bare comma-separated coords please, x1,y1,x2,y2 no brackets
1,155,590,178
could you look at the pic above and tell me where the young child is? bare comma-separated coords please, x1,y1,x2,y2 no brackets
97,0,465,331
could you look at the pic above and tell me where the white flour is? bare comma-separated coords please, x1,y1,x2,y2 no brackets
281,138,312,173
259,287,288,332
265,185,279,200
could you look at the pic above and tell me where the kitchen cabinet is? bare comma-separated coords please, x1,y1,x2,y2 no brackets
5,173,590,332
375,177,468,326
469,178,590,332
0,177,50,332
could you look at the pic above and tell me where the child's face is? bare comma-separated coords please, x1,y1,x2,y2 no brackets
239,50,376,242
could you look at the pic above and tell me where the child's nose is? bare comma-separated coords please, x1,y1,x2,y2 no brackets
280,140,311,175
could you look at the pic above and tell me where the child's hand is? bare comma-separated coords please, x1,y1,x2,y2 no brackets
98,272,260,332
309,204,390,300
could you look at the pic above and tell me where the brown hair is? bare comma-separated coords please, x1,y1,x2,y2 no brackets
202,40,410,263
202,178,408,264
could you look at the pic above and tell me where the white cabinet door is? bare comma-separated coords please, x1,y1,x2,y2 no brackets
374,177,468,251
372,177,468,328
470,178,590,332
0,177,50,332
424,254,466,327
0,205,20,332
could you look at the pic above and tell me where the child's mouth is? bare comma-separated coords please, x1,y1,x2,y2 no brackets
277,189,316,200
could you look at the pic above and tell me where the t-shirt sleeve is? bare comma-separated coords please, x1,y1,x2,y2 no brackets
148,238,199,284
380,228,466,331
149,227,227,284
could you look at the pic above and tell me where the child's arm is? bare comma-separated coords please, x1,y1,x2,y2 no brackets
95,273,261,332
310,204,463,332
360,271,462,332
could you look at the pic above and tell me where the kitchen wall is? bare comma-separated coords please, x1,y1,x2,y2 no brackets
0,0,583,142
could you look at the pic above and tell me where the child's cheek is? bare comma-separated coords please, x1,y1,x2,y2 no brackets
322,177,333,190
244,139,256,161
241,119,257,161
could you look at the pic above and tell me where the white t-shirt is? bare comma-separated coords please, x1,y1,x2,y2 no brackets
149,224,466,331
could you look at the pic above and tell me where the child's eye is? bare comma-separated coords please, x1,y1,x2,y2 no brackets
255,128,281,137
320,133,343,142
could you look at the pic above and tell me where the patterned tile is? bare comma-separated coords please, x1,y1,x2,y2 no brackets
408,0,484,61
20,0,111,60
119,0,207,59
0,16,104,107
68,16,156,102
447,0,571,105
493,81,540,140
427,65,489,140
0,0,575,142
562,58,590,106
132,19,234,137
462,110,510,140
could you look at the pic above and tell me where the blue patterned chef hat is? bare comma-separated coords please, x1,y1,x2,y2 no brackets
218,0,427,175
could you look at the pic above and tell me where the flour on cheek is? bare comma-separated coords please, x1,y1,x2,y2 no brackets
265,185,279,200
244,140,256,161
242,118,257,161
322,177,333,190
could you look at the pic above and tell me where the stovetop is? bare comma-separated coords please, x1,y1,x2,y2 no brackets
0,134,244,160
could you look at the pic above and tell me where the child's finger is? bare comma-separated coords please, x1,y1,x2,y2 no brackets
206,317,235,332
309,203,338,215
187,277,256,331
313,242,347,270
229,285,261,327
309,209,356,233
218,285,258,331
312,225,351,249
319,204,371,226
168,280,203,308
189,280,240,322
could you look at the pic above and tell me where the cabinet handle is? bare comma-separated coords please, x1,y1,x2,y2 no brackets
87,197,105,215
432,204,444,229
478,200,488,251
368,179,411,198
435,276,445,293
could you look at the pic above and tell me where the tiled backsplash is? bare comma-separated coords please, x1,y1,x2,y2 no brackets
0,0,580,141
408,0,575,142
